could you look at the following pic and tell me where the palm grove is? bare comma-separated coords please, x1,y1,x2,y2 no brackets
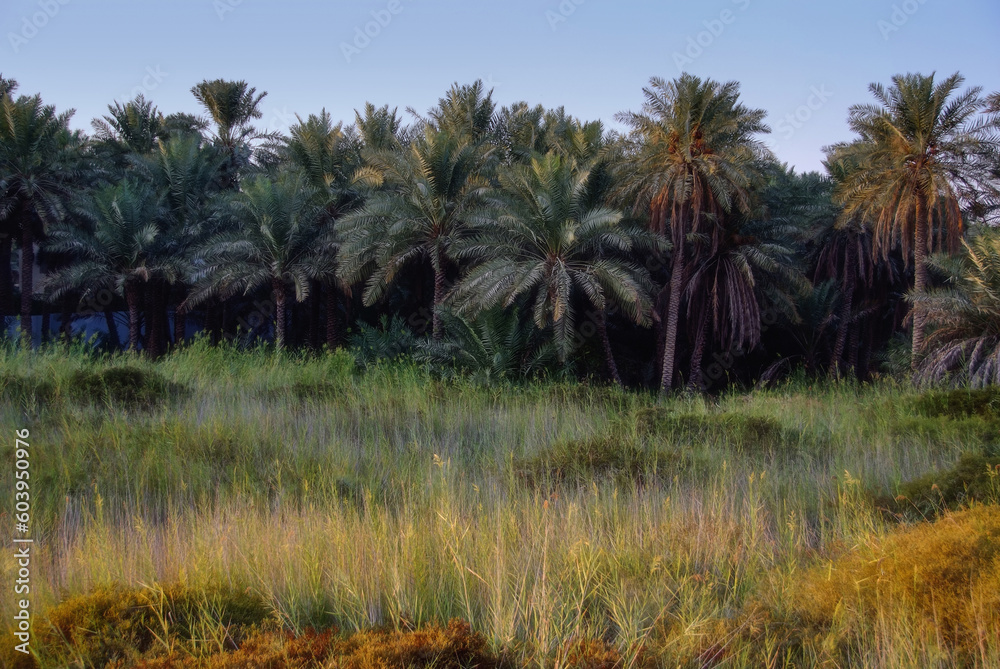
1,72,999,391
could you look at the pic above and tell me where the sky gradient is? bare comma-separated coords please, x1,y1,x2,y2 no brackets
4,0,998,173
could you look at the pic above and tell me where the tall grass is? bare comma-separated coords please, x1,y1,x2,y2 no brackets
1,342,997,667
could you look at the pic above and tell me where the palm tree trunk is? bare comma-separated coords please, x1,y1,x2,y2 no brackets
105,309,121,351
273,278,287,351
145,284,161,358
208,302,222,345
40,310,50,345
159,285,171,349
831,248,856,378
847,322,860,377
19,222,34,345
308,281,321,350
660,235,685,393
173,287,186,348
221,301,231,343
688,311,708,391
326,286,340,349
60,296,72,343
432,252,446,340
596,310,622,386
125,282,141,352
0,234,14,316
911,195,930,368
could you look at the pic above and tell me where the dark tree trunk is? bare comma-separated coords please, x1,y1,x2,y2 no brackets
125,282,141,352
208,302,222,345
105,309,121,351
911,195,929,368
688,311,708,391
145,284,161,358
162,286,172,348
60,296,73,343
596,310,622,386
173,308,186,347
660,234,685,393
273,278,287,351
0,234,14,316
432,251,446,340
830,246,856,379
309,281,321,350
19,223,34,345
40,310,50,345
326,287,340,349
847,322,860,378
221,300,231,344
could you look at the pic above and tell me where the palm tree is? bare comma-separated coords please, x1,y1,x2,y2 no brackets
132,133,223,345
828,72,999,367
283,110,362,348
615,74,770,391
186,172,329,351
44,180,180,351
685,214,803,389
412,80,497,143
914,230,1000,387
353,103,404,153
191,79,269,189
415,307,558,383
337,127,493,339
452,152,655,383
91,95,165,169
0,90,76,343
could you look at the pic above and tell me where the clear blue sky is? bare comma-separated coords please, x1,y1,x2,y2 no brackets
4,0,998,173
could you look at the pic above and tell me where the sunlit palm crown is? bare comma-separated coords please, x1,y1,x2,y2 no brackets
615,73,771,241
828,72,999,261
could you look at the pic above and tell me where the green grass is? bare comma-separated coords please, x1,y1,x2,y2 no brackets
1,341,998,667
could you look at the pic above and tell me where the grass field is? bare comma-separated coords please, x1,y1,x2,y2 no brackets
1,341,999,668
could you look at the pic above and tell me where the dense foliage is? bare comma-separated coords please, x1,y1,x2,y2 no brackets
1,71,999,390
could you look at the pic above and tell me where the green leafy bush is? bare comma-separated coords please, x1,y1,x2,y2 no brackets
0,372,55,407
65,366,184,408
29,583,272,668
879,453,1000,519
634,409,788,454
912,387,1000,420
516,435,692,486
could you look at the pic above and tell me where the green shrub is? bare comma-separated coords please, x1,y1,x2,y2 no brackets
65,366,184,408
634,409,788,454
33,583,272,668
0,372,55,407
515,435,691,486
879,453,1000,519
912,387,1000,419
